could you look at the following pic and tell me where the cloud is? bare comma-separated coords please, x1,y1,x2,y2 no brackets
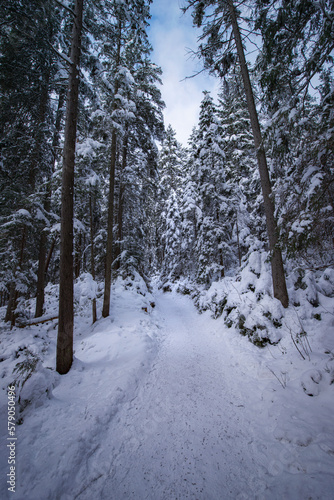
148,0,220,145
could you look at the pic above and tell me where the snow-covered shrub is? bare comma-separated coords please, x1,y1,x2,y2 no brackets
74,272,98,312
12,347,40,390
176,279,196,297
117,269,150,297
11,347,59,420
17,364,59,417
288,268,321,308
318,268,334,297
196,251,285,346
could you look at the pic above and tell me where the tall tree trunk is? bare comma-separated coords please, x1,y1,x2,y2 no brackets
35,229,48,318
102,131,117,318
89,191,97,324
227,0,289,308
45,238,56,275
5,283,16,323
114,135,127,270
57,0,84,375
29,72,50,191
74,232,82,279
102,22,122,318
236,214,242,267
35,88,66,318
5,226,27,327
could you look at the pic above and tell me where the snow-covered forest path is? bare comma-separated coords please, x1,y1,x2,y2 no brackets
3,288,333,500
81,292,267,500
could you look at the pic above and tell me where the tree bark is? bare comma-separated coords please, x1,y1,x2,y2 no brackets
57,0,84,375
114,135,127,270
102,22,122,318
45,238,56,275
35,229,48,318
35,87,66,318
5,283,16,324
102,131,117,318
227,0,289,308
29,71,50,191
236,214,242,267
5,226,27,327
89,191,97,324
74,232,82,279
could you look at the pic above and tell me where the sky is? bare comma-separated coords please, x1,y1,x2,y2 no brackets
148,0,220,145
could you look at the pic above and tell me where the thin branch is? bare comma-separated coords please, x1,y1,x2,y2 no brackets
55,0,76,17
267,367,287,388
181,67,208,82
48,42,73,67
239,26,262,37
290,328,306,360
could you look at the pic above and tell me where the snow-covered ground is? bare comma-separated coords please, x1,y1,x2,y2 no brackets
1,278,334,499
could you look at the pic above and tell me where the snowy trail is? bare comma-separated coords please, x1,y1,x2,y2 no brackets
3,288,333,499
78,292,266,500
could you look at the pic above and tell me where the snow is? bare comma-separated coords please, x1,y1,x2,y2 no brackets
76,138,104,158
16,209,31,219
74,273,98,304
0,278,334,499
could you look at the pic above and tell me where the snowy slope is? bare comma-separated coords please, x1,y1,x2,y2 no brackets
1,283,334,499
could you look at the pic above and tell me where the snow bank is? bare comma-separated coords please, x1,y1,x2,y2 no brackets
0,275,160,499
191,251,334,352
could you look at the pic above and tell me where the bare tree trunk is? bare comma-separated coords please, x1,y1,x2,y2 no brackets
29,72,50,191
35,230,48,318
5,283,16,324
5,226,27,327
102,22,122,318
35,88,66,318
227,0,289,308
236,214,241,267
114,135,127,270
102,131,117,318
45,238,56,275
57,0,84,375
74,232,82,279
89,191,97,324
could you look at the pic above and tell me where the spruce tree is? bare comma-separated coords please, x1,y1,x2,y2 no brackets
193,91,231,284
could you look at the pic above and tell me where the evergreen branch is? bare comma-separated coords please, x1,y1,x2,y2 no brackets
54,0,76,18
48,42,73,67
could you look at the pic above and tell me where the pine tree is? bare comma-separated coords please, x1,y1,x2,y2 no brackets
57,0,85,375
193,92,233,284
0,0,65,323
218,70,263,260
159,125,184,197
161,190,183,280
157,125,186,275
98,0,164,316
254,1,334,267
185,0,289,307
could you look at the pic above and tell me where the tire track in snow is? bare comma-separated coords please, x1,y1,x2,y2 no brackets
77,291,268,500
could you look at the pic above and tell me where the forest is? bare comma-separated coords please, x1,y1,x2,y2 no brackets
1,0,333,368
1,0,334,498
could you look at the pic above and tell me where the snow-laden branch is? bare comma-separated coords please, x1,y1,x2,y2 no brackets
48,42,73,66
55,0,76,18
